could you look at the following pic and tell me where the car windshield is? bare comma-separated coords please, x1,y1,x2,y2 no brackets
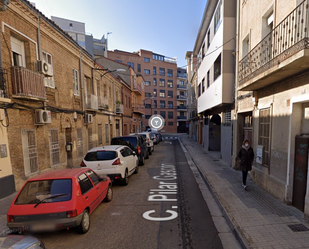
84,151,117,161
111,137,137,147
15,179,72,205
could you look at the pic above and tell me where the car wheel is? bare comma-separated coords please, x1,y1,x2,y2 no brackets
139,156,145,166
77,210,90,234
122,170,129,186
134,164,139,174
104,186,113,202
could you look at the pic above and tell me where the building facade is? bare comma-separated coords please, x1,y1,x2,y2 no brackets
0,0,121,193
176,67,188,133
235,0,309,216
108,49,178,133
194,0,236,165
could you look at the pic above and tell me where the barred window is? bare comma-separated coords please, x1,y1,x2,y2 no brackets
21,129,38,175
73,69,79,95
98,124,103,145
105,124,109,143
88,127,93,150
50,129,60,166
77,128,83,157
223,111,231,126
259,108,271,167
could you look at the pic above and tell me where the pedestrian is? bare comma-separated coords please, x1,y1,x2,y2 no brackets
237,139,254,190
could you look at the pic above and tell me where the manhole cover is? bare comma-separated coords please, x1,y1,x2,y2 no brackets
288,224,309,232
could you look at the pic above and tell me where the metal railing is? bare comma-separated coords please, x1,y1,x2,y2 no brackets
239,0,309,85
177,84,187,89
116,104,124,114
86,94,98,110
0,68,6,98
177,95,187,100
132,104,145,114
11,66,46,99
177,106,187,110
177,116,187,120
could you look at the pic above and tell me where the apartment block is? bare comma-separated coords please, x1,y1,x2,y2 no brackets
176,67,188,133
108,49,178,133
193,0,236,165
235,0,309,216
0,0,121,192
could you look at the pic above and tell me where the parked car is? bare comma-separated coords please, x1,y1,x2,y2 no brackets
151,132,162,143
130,132,154,155
7,168,112,234
150,133,158,144
80,145,138,186
0,235,45,249
111,135,149,165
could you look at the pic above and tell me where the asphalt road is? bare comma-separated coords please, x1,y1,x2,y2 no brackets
36,137,223,249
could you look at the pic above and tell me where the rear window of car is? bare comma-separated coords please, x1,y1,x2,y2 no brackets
111,137,137,147
84,151,117,161
15,179,72,205
140,134,146,139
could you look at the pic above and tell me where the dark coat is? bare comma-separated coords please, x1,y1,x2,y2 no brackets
237,146,254,171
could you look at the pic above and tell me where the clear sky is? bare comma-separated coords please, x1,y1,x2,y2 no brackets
29,0,206,67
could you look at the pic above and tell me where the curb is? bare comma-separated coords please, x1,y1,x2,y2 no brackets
179,137,248,249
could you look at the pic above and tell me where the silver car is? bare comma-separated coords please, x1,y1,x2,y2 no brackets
0,235,45,249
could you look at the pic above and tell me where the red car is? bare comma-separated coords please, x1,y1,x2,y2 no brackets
7,168,112,234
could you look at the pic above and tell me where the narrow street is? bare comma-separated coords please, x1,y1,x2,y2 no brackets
35,137,223,249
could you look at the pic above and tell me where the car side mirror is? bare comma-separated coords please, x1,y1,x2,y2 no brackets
100,177,108,182
132,152,136,156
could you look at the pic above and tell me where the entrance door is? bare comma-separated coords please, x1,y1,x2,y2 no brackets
65,128,73,168
292,135,309,211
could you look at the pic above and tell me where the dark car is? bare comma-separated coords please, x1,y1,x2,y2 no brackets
111,135,149,166
151,132,162,143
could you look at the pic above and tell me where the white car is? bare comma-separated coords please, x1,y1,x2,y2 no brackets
80,145,138,186
130,132,154,155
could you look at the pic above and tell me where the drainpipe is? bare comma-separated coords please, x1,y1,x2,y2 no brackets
37,16,42,61
79,51,84,113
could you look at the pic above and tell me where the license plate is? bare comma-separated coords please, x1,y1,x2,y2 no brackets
31,222,56,232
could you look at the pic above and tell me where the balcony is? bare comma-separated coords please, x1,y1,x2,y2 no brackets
86,94,98,110
177,84,187,90
98,96,109,110
239,0,309,91
177,106,187,110
177,95,187,101
116,104,124,114
132,81,143,95
177,116,187,121
177,73,187,79
11,66,46,99
132,104,145,115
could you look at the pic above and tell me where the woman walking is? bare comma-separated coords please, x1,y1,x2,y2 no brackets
237,139,254,190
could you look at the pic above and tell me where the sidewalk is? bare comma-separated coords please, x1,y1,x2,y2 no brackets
180,135,309,249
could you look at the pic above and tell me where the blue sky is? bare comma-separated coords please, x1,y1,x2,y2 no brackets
30,0,206,67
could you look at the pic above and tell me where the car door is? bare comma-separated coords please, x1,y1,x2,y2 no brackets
86,170,107,207
77,173,96,214
124,147,136,175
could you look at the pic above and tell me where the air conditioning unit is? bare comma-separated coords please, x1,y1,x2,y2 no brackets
38,59,53,77
35,110,51,124
84,114,93,124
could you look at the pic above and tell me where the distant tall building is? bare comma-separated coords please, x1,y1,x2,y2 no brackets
176,67,188,133
108,49,179,133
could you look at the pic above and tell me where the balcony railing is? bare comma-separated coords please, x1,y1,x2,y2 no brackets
11,66,46,99
239,0,309,88
177,73,187,78
177,84,187,89
116,104,124,114
86,94,98,110
177,116,187,120
177,95,187,100
132,104,145,114
0,68,7,98
98,96,108,110
133,82,143,95
177,106,187,110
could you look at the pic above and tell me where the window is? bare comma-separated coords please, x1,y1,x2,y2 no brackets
98,124,103,145
202,43,205,59
168,122,174,126
73,69,80,95
153,66,157,75
160,111,166,118
127,62,134,69
153,53,164,61
145,92,152,97
137,64,141,73
144,69,150,74
144,57,150,62
198,83,201,97
145,115,151,119
207,71,210,88
223,111,231,126
159,68,165,76
259,108,271,167
42,51,55,88
167,69,173,77
202,78,205,93
145,81,151,86
21,129,38,175
168,91,173,98
50,129,60,166
207,30,210,48
115,59,122,63
105,124,109,143
168,101,173,108
145,104,151,108
86,170,100,186
159,79,165,87
214,0,222,33
160,90,165,97
153,89,157,97
77,128,83,157
168,80,173,88
154,111,157,114
11,36,25,67
160,100,165,108
242,35,250,58
153,100,157,108
153,78,157,86
78,173,93,194
214,54,221,81
179,80,184,86
168,111,173,119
